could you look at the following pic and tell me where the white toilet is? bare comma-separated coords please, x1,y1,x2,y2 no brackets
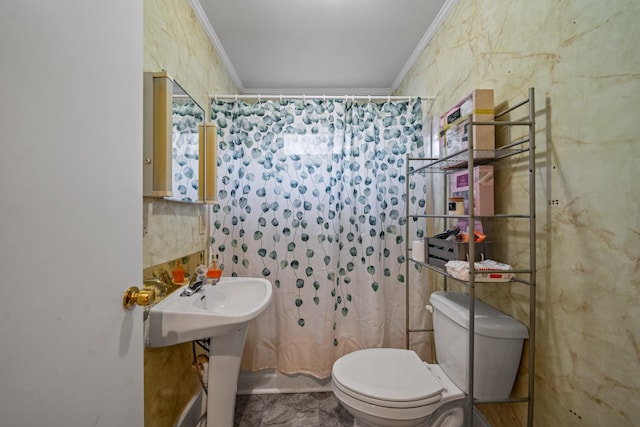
331,291,529,427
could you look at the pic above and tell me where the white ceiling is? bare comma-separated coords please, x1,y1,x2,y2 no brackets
190,0,456,95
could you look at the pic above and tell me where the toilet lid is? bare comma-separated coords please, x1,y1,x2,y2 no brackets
332,348,443,403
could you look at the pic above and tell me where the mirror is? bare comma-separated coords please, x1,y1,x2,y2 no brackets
167,81,204,202
143,72,216,204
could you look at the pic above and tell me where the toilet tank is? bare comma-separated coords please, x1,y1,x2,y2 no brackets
429,291,528,400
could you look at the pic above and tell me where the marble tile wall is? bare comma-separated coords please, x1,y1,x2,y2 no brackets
143,0,237,269
142,252,206,427
143,0,237,425
396,1,640,426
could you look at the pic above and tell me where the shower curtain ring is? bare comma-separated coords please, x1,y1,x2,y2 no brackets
235,94,238,102
258,94,261,102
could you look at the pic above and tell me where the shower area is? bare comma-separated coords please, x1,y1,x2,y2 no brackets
207,96,434,388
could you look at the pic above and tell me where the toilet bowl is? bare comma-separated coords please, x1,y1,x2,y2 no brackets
331,291,529,427
331,348,465,427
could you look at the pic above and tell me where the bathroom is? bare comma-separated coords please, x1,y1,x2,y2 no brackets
1,1,638,427
141,0,640,425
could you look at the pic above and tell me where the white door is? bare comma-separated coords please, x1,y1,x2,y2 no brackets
0,2,144,426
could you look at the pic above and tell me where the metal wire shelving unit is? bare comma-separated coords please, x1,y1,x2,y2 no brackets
404,88,536,427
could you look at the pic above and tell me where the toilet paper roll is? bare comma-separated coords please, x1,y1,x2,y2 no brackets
412,240,425,262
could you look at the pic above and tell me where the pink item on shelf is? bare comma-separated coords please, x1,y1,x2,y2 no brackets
450,165,494,216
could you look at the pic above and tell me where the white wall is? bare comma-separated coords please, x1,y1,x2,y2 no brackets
0,2,144,426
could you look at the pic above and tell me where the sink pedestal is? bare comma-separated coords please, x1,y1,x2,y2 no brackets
144,277,273,425
206,323,249,427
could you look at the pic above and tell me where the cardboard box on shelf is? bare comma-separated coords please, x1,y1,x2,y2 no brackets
450,165,494,216
439,89,495,165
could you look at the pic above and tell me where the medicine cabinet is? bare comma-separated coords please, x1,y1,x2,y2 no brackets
143,71,216,203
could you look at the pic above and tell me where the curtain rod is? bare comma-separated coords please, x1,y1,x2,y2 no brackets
211,94,435,102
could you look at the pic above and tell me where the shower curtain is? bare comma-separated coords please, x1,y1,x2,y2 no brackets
209,98,425,377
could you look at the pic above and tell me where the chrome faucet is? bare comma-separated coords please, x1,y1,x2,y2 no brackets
180,279,204,297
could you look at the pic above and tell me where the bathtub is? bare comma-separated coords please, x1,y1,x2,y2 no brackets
237,369,332,394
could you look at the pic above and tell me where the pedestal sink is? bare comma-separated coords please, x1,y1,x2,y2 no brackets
145,277,273,427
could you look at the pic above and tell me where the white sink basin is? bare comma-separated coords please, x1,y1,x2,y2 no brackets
146,276,273,348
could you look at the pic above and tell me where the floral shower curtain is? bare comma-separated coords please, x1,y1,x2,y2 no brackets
209,98,424,377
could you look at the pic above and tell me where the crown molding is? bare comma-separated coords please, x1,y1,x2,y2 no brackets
240,87,394,97
390,0,458,93
191,0,456,96
189,0,244,92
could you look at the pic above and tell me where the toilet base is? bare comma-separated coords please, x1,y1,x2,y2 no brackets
424,401,465,427
337,393,466,427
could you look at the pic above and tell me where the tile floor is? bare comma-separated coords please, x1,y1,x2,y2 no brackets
234,392,354,427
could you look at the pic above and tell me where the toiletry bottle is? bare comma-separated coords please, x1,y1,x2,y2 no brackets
172,259,186,283
206,254,222,281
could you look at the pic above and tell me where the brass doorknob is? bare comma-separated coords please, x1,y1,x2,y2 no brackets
123,286,156,309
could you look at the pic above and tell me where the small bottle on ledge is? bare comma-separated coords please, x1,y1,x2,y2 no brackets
172,259,186,284
206,254,222,284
